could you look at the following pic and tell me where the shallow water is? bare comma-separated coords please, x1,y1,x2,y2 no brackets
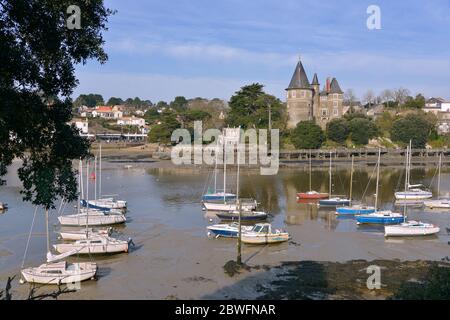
0,160,449,299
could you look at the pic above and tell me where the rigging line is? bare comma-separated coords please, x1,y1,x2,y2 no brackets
21,206,39,269
360,162,378,200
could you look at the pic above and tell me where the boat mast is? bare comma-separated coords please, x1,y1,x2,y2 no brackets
349,155,354,203
78,160,82,215
223,133,227,202
99,143,102,198
309,150,312,191
375,148,381,212
86,159,90,237
438,152,442,198
45,208,50,254
329,151,332,196
214,138,219,193
94,155,97,200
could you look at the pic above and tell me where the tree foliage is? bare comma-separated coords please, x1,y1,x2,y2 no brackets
170,96,188,112
0,0,113,209
390,114,433,148
148,110,181,144
348,118,378,145
73,94,104,108
290,121,325,149
226,83,285,130
326,119,349,144
106,97,124,106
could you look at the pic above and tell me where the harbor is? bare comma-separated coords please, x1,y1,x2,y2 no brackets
1,156,449,299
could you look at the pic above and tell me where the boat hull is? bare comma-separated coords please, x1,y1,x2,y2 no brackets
21,262,97,285
356,215,405,225
385,225,440,237
202,193,236,201
423,199,450,209
58,229,111,241
296,192,329,199
394,191,432,200
319,199,351,207
336,206,376,215
216,212,267,221
206,225,252,238
241,233,289,244
58,214,126,226
54,242,128,254
203,201,257,212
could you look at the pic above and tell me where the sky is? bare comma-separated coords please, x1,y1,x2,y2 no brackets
73,0,450,103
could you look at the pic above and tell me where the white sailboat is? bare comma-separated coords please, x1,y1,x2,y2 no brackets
395,142,432,200
384,220,440,237
54,236,129,254
21,208,97,285
424,153,450,209
319,151,351,207
59,160,126,226
58,227,112,241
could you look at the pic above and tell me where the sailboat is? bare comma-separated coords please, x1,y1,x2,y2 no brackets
384,220,440,237
202,131,256,211
424,153,450,209
394,142,432,200
356,149,405,225
80,144,127,211
55,159,129,254
319,151,351,207
297,151,329,200
58,227,112,241
59,160,126,227
336,155,375,215
21,208,97,285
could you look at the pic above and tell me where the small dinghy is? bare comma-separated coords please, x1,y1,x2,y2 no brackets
21,261,97,285
58,211,126,226
356,210,405,225
319,197,351,207
58,227,112,241
241,223,290,244
216,210,268,221
336,205,375,215
384,221,440,237
423,199,450,209
54,236,129,254
207,223,253,238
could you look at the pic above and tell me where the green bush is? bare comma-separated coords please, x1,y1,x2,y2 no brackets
290,121,325,149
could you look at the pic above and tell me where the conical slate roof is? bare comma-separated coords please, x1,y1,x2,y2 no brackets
286,60,311,90
329,78,343,94
311,73,319,85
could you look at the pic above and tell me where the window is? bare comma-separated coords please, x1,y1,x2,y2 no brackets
334,94,338,99
292,91,296,98
333,108,339,116
300,91,305,98
333,101,338,107
321,109,328,116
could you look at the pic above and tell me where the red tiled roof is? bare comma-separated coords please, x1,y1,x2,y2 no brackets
96,106,113,112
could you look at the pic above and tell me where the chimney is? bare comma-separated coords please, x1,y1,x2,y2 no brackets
326,77,331,92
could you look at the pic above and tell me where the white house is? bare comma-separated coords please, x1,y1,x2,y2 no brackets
424,97,450,114
117,116,146,127
71,119,89,134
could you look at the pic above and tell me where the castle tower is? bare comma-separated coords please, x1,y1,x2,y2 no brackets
286,60,314,128
311,73,320,121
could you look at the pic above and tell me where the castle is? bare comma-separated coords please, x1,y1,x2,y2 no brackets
286,59,344,129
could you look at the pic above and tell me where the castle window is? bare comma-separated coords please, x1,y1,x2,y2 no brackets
334,94,338,99
301,91,305,98
333,108,339,116
333,101,338,107
321,109,328,116
292,91,296,98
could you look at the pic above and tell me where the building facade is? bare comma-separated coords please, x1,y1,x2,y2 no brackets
286,60,344,129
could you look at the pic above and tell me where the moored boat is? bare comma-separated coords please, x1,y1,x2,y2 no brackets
202,192,236,201
297,191,329,199
423,199,450,209
356,210,405,225
21,261,97,285
384,221,440,237
206,223,253,238
216,210,268,221
58,211,126,226
241,223,290,244
336,205,376,215
394,189,432,200
58,227,112,241
319,197,351,207
54,236,129,254
203,199,257,212
81,198,127,211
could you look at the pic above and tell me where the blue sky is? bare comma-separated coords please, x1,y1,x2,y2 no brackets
73,0,450,103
